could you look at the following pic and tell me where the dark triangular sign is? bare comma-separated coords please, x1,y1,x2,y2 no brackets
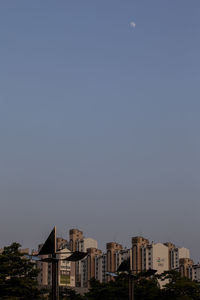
117,258,130,272
38,227,56,256
65,251,87,262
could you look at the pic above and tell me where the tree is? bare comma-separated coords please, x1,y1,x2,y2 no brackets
83,270,200,300
134,277,161,300
85,275,128,300
84,274,161,300
0,242,41,300
60,287,85,300
159,270,200,300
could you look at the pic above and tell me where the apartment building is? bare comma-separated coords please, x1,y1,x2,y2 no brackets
37,237,74,288
132,236,190,274
57,237,68,251
131,238,172,287
69,229,98,287
37,243,49,286
80,240,130,286
69,229,83,252
106,242,123,273
131,236,149,273
69,229,84,287
76,238,98,286
147,243,169,274
164,242,190,270
81,247,102,287
36,230,196,289
115,248,131,271
58,248,75,287
192,264,200,281
95,253,107,283
179,258,194,279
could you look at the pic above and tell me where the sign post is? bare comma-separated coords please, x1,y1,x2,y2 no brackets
37,227,87,300
52,253,59,300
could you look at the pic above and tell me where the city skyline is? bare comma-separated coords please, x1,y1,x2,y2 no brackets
1,226,196,264
34,227,197,290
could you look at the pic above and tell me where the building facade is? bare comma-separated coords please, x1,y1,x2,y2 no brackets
179,258,194,279
95,253,107,283
37,238,74,288
69,229,98,287
80,247,102,287
36,230,196,290
106,242,123,274
131,236,149,273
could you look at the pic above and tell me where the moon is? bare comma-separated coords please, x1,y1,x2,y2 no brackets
130,21,136,28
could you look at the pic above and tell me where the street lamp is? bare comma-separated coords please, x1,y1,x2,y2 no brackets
36,226,87,300
107,258,157,300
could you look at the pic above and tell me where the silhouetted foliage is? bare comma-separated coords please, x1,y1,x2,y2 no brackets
2,245,200,300
134,277,161,300
0,242,41,300
59,287,85,300
159,270,200,300
82,270,200,300
85,274,129,300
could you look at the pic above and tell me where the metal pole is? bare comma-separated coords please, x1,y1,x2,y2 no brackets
129,273,134,300
129,276,132,300
52,254,59,300
132,276,134,300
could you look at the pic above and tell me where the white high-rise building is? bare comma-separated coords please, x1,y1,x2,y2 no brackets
149,243,169,274
95,253,107,283
58,248,75,287
37,246,74,288
76,238,98,252
164,242,190,270
75,237,98,287
140,243,169,275
179,247,190,260
192,265,200,281
138,242,169,288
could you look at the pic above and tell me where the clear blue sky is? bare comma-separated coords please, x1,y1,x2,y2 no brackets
0,1,200,260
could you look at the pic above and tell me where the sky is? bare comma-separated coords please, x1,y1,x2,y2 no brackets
0,0,200,261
